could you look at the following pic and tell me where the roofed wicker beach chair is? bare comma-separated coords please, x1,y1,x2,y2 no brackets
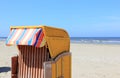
6,26,71,78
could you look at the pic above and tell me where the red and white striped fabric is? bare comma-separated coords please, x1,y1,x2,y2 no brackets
6,28,46,48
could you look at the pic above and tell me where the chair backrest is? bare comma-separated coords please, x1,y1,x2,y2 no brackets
17,45,50,78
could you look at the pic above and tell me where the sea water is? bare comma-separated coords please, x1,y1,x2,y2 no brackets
1,37,120,44
0,37,7,41
70,37,120,44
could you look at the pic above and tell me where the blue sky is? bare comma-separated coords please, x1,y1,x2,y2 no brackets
0,0,120,37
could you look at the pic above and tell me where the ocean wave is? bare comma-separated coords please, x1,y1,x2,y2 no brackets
71,39,120,44
0,37,7,42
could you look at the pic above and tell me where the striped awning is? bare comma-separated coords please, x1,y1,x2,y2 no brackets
6,28,46,47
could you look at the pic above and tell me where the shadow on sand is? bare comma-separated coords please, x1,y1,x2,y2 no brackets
0,67,11,73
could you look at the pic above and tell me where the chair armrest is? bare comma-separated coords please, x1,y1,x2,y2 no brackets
11,55,18,78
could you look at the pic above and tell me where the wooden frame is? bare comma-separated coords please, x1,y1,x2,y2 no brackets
44,52,71,78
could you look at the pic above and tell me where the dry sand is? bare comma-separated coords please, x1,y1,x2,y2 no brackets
1,41,120,78
71,43,120,78
0,41,18,78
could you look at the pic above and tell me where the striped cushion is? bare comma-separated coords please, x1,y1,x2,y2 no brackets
6,28,46,47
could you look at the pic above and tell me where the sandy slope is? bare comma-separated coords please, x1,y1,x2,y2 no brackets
1,41,120,78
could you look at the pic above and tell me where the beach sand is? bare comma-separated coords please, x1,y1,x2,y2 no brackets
71,43,120,78
1,41,120,78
